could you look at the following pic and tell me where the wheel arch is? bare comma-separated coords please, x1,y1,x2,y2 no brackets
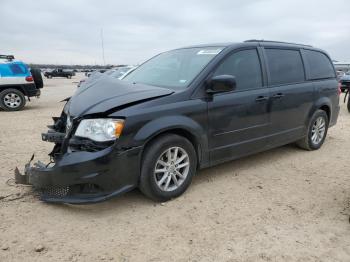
308,98,332,125
319,104,330,122
134,116,209,169
0,85,26,95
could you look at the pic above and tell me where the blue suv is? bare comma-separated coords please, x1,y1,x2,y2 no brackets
0,55,43,111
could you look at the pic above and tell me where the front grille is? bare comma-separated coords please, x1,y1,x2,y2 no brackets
41,186,70,198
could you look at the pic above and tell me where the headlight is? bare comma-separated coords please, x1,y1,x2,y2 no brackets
75,119,124,142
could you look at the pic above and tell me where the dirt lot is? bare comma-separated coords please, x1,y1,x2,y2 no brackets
1,74,350,262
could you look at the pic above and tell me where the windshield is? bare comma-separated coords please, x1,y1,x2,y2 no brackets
123,47,223,89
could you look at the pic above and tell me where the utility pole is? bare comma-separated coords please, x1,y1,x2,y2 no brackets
100,28,106,66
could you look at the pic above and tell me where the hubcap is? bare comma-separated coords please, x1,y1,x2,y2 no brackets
311,116,326,145
154,146,190,192
3,93,22,108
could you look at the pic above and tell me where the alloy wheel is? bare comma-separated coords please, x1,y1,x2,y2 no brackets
154,146,190,192
311,116,326,145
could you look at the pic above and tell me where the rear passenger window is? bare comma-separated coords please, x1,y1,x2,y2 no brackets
9,64,26,75
213,49,262,91
304,50,335,80
265,49,305,85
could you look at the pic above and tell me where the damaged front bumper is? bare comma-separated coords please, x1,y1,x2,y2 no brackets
15,145,142,204
15,117,142,204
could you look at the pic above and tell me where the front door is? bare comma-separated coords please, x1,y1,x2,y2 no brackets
208,48,270,165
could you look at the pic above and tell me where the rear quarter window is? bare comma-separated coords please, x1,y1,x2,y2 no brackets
304,50,335,80
9,63,28,75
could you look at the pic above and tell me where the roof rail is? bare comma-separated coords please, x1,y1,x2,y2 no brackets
0,55,15,60
244,39,312,47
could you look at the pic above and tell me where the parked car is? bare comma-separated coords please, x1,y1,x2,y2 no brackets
15,40,340,204
77,66,136,88
85,69,107,77
336,70,345,80
339,71,350,92
106,66,136,79
0,55,43,111
44,69,75,79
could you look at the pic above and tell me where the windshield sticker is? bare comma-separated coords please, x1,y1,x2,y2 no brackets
179,79,187,84
197,49,222,55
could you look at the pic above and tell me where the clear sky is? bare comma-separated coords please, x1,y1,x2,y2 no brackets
1,0,349,65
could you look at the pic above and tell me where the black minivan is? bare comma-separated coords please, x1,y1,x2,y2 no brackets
15,40,340,204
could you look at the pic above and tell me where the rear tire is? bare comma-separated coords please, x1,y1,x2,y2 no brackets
0,88,26,111
139,134,197,202
296,110,328,150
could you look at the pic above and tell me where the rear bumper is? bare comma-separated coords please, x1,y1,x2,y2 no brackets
23,83,40,97
15,145,142,204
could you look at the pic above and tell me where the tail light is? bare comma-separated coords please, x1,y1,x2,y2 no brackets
25,76,33,82
338,82,342,96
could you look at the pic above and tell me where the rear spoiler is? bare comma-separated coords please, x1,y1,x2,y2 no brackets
0,55,15,61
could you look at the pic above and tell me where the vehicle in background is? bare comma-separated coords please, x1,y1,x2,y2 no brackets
339,71,350,93
106,66,136,79
85,69,107,77
336,70,345,80
15,40,339,204
0,55,43,111
77,66,136,88
84,70,93,76
44,69,75,79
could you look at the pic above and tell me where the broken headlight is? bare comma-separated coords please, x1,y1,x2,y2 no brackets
75,119,124,142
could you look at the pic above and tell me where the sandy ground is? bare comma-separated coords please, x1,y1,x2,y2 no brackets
1,74,350,262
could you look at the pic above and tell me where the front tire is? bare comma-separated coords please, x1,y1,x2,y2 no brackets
0,89,26,111
139,134,197,202
296,110,328,150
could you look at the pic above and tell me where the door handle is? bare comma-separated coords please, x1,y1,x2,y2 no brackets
272,93,285,99
255,96,269,102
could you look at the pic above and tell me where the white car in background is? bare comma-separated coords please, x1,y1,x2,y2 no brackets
77,66,137,88
105,65,136,79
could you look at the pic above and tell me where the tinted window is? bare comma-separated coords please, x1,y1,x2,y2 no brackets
304,50,335,79
9,64,27,75
265,49,305,85
213,49,262,91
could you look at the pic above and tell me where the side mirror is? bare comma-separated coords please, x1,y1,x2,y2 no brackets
206,75,236,94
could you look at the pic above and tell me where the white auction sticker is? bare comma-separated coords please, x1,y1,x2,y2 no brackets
197,49,222,55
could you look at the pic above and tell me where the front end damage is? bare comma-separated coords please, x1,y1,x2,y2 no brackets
14,111,141,204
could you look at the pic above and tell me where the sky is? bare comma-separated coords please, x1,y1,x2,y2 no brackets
1,0,349,65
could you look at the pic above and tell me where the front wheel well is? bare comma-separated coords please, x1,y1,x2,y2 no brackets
142,129,201,169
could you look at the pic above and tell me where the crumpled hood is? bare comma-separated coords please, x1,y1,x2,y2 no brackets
67,77,174,117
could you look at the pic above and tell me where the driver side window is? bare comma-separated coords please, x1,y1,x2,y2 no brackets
213,49,263,91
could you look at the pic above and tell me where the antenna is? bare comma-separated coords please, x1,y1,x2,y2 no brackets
100,28,106,66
